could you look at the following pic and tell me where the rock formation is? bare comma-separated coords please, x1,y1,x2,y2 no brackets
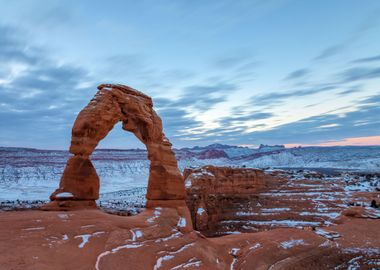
184,165,269,235
44,84,188,219
185,166,380,237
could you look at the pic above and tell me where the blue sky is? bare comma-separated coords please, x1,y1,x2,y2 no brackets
0,0,380,149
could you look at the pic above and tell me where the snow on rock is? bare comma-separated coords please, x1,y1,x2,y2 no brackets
279,239,306,249
135,230,143,239
153,243,195,270
74,231,105,248
229,248,240,270
148,207,162,223
153,255,174,270
57,213,69,219
171,257,203,269
75,234,91,248
177,217,186,228
22,227,45,231
55,192,74,199
196,207,205,215
155,232,182,243
315,228,341,240
249,243,262,251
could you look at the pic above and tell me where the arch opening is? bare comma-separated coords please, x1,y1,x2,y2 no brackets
44,84,187,210
92,124,150,213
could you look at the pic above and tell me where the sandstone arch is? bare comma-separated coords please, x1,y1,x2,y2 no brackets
45,84,187,210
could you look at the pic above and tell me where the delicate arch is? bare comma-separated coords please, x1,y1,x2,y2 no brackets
46,84,186,209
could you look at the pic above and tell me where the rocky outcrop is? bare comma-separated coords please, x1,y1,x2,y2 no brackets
185,167,380,237
184,166,270,235
43,84,188,220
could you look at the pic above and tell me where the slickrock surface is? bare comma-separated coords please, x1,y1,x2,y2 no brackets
46,84,186,210
185,166,380,236
0,208,379,270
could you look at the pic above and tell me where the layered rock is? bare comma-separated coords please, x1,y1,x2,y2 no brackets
185,166,380,237
184,166,270,235
44,84,187,218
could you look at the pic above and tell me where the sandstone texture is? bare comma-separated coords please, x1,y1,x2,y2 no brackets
0,207,379,270
45,84,186,210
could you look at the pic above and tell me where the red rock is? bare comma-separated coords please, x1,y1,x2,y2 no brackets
184,165,270,235
1,209,379,270
50,156,99,201
44,84,187,213
185,166,380,237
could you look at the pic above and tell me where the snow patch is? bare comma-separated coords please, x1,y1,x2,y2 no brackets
171,257,202,269
55,192,74,198
177,217,187,228
279,239,306,249
22,227,45,231
197,207,205,215
147,207,162,223
57,213,68,219
74,231,105,248
230,248,240,270
249,243,262,251
155,232,182,243
153,255,174,270
315,228,341,240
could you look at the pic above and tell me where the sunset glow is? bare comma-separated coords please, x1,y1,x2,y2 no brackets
285,136,380,147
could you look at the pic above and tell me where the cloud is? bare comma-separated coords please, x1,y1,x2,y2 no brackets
182,92,380,146
314,46,341,61
341,66,380,82
361,94,380,105
0,22,246,148
314,9,380,61
0,24,96,149
0,25,40,64
170,82,237,112
337,85,361,96
238,96,380,145
351,54,380,64
249,84,336,107
212,55,247,69
154,82,240,140
219,112,273,126
210,52,259,84
284,68,310,80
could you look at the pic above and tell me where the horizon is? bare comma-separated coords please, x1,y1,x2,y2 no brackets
1,1,380,149
2,136,380,152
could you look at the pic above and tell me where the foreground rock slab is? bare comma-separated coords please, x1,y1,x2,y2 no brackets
0,209,379,270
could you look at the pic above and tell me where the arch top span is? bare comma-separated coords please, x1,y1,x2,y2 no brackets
44,84,187,211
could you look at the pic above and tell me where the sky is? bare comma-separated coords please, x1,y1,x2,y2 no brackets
0,0,380,149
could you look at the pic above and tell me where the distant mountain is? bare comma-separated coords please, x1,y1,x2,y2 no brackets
0,144,379,201
258,144,285,152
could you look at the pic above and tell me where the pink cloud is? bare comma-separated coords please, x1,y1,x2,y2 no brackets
285,136,380,147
